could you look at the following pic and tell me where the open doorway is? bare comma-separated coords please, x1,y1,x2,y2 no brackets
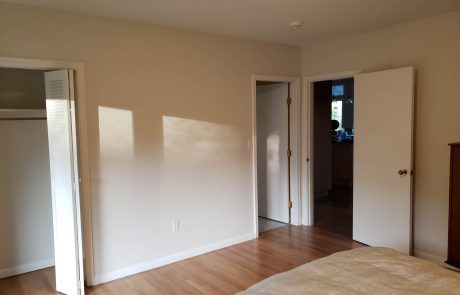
253,77,300,235
0,65,85,294
0,67,55,279
304,68,413,251
312,78,354,237
256,81,290,233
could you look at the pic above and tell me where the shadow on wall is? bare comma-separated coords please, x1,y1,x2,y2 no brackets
162,116,242,168
92,105,249,271
98,106,134,162
96,106,243,177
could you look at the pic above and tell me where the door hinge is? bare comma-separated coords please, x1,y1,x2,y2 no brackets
287,149,292,158
288,201,293,208
287,97,292,105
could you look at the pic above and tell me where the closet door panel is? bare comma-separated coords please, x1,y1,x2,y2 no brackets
45,70,83,295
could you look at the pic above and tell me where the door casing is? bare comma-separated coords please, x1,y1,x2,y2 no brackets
0,56,95,286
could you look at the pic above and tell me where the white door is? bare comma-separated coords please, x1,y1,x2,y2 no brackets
353,67,414,254
257,83,289,223
45,70,84,295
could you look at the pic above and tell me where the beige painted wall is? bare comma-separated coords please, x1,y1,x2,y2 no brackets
303,11,460,259
0,68,46,109
0,2,301,282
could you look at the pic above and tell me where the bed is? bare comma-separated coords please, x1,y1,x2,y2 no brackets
236,247,460,294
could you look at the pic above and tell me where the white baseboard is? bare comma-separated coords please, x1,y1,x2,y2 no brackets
414,249,460,271
414,250,447,265
0,258,55,279
93,232,255,285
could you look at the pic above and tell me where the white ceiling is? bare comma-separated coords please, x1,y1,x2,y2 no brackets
3,0,460,45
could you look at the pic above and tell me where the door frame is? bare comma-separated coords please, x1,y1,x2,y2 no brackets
302,70,361,226
0,56,94,286
251,75,301,236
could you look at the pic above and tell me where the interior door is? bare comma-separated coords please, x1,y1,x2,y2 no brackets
353,67,414,254
257,83,289,223
45,70,84,295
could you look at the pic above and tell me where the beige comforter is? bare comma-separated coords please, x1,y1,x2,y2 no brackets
237,247,460,294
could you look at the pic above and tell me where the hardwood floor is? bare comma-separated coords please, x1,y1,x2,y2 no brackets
314,185,353,237
0,226,364,295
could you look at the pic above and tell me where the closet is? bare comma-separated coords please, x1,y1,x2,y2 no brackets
0,67,55,278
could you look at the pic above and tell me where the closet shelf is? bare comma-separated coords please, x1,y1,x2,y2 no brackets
0,109,47,120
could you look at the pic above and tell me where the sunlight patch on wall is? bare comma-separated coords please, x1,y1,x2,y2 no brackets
162,116,241,167
98,106,134,162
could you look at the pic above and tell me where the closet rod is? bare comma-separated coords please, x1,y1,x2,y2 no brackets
0,117,47,121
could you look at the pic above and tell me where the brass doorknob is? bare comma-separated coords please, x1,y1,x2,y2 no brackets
398,169,408,176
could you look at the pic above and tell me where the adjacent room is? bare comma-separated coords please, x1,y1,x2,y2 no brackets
0,0,460,294
313,78,354,237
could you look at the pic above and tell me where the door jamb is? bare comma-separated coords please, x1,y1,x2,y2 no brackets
251,74,301,237
0,56,95,286
302,70,362,226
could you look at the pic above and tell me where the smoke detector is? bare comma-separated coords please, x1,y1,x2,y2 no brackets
289,21,304,30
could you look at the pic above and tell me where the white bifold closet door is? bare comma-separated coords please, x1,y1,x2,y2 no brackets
353,67,414,254
44,70,84,295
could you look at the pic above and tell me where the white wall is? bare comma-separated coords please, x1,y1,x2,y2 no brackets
303,11,460,259
0,2,301,283
0,120,54,278
256,83,289,223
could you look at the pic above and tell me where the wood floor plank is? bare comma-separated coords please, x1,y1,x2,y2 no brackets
0,225,364,295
